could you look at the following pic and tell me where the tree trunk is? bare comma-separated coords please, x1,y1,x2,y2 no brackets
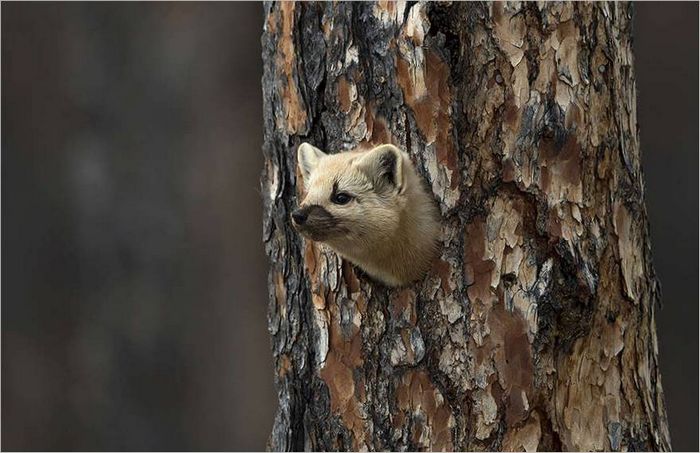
261,2,671,451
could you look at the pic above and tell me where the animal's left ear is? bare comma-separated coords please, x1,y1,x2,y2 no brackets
357,144,406,193
297,142,327,181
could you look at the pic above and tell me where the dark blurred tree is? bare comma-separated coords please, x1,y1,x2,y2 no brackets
261,2,670,451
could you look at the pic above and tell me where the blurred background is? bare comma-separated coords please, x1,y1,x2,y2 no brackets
1,2,697,451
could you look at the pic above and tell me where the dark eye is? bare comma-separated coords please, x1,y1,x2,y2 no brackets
331,192,352,205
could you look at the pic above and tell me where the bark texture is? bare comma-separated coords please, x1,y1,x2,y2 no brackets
261,2,671,451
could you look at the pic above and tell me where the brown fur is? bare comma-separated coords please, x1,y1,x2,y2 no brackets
293,143,441,287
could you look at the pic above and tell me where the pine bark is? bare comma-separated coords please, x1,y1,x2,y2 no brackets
261,2,670,451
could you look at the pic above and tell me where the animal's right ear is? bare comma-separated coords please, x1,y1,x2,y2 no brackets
356,144,406,193
297,143,326,181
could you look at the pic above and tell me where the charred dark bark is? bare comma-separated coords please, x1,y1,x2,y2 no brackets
261,2,670,451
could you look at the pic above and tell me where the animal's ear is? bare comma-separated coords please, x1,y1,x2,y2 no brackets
356,144,406,193
297,142,326,181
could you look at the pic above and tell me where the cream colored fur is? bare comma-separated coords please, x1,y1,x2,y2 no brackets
295,143,441,287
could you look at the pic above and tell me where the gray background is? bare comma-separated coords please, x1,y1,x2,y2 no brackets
2,2,697,451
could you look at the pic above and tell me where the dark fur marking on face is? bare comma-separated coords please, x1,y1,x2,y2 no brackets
331,180,342,201
294,204,348,240
331,179,358,203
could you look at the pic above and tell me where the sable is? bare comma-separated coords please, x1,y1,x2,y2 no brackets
292,143,441,287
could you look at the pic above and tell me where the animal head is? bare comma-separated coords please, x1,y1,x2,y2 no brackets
292,143,408,250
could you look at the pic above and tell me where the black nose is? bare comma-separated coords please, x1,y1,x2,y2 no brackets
292,209,308,225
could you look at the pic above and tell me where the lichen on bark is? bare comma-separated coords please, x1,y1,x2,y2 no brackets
261,2,670,451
